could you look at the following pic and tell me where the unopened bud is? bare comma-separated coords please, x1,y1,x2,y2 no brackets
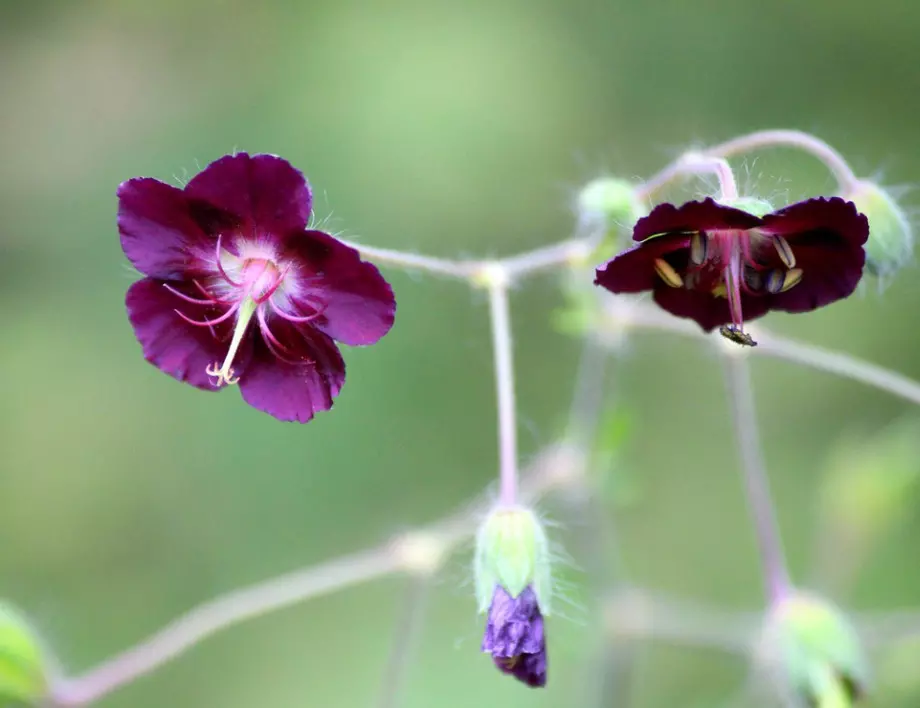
474,506,552,614
844,180,913,279
576,178,647,263
0,602,49,706
757,592,869,706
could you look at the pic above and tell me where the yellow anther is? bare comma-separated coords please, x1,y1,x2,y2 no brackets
781,267,803,292
689,232,708,264
653,258,683,288
773,235,796,268
711,282,727,298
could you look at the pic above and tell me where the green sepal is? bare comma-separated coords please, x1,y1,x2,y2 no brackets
474,507,552,615
768,592,869,705
0,603,48,706
719,196,775,217
846,180,913,279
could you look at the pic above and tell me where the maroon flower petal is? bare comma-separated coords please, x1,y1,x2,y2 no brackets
759,198,868,313
184,153,312,239
654,286,771,332
126,278,247,390
118,179,212,280
282,230,396,346
595,234,692,293
633,198,764,242
759,197,869,248
239,318,345,423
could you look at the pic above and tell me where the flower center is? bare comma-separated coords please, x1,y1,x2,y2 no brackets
167,236,328,386
652,230,803,343
205,254,291,387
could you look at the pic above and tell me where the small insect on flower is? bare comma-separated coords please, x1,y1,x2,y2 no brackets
594,196,869,346
118,153,396,422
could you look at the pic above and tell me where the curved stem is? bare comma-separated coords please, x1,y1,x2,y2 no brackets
50,547,406,706
501,238,597,279
707,129,859,192
604,303,920,409
638,155,738,201
757,335,920,406
340,240,476,280
485,269,520,507
721,353,790,602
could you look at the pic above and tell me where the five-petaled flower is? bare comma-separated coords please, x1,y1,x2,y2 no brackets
594,196,868,344
481,585,547,688
119,152,396,422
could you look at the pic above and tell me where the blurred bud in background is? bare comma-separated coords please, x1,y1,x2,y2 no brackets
843,180,913,282
554,177,647,338
0,602,49,706
575,177,648,264
756,591,869,707
811,418,920,594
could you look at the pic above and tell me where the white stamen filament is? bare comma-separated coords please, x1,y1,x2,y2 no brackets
206,297,258,386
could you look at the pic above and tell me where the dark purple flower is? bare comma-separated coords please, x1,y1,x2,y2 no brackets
481,585,547,688
594,197,868,344
119,153,396,422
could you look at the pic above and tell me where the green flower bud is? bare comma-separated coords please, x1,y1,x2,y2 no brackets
759,592,869,706
843,180,913,279
0,602,49,706
575,177,648,264
474,506,552,614
719,196,775,217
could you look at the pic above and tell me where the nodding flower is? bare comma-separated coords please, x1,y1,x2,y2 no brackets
119,152,395,422
594,196,868,346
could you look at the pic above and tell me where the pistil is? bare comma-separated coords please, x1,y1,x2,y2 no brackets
206,296,258,386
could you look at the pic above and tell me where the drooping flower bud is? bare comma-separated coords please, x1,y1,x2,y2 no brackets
474,506,552,614
575,177,648,264
475,506,552,688
756,591,869,706
0,602,49,706
843,180,913,280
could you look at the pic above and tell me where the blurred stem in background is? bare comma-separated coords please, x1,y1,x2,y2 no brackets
721,353,790,603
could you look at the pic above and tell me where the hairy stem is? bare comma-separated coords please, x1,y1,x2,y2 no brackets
721,353,790,602
50,547,407,706
707,129,859,192
339,240,476,280
485,267,520,507
638,155,739,201
375,574,432,708
603,302,920,408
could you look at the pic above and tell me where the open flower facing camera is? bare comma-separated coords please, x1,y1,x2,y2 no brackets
594,196,869,346
118,153,396,422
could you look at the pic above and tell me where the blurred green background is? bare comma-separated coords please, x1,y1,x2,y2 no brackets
2,1,920,706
